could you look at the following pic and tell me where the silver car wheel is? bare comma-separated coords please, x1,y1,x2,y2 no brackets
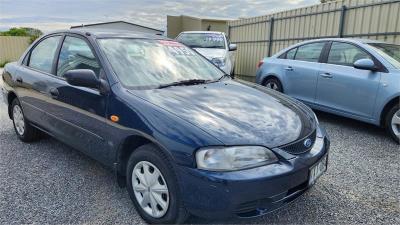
132,161,169,218
265,81,279,90
391,109,400,138
13,105,25,136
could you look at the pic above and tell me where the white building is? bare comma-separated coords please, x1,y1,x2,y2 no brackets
71,21,164,36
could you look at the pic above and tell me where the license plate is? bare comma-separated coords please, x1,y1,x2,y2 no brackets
309,155,328,186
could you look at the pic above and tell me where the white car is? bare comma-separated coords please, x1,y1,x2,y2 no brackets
176,31,237,75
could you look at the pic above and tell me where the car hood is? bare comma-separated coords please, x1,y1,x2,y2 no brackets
193,48,226,60
128,80,315,148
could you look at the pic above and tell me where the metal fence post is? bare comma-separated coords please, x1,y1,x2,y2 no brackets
268,17,275,57
227,25,231,38
338,5,347,38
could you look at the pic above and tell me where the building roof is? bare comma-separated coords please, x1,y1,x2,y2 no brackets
70,21,164,33
172,15,234,22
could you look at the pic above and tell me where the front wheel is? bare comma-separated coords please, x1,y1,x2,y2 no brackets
263,77,283,92
126,144,189,224
386,104,400,144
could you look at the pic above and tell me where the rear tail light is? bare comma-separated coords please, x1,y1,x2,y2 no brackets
257,60,264,69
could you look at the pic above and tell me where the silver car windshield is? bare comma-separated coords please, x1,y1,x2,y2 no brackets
177,33,225,49
98,39,224,88
368,43,400,69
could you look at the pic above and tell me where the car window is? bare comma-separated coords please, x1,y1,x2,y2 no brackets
328,42,372,66
295,42,325,62
29,36,61,73
57,36,100,77
286,48,297,60
98,39,223,88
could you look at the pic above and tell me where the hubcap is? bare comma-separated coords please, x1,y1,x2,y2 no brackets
132,161,169,218
13,105,25,136
391,109,400,139
266,81,279,90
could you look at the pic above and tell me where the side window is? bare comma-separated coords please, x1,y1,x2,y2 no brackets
57,36,100,77
29,36,61,73
327,42,372,66
295,42,325,62
286,48,297,60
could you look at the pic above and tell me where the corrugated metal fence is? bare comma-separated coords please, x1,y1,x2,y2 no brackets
0,36,30,65
228,0,400,81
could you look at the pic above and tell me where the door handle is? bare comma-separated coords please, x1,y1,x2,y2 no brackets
285,66,294,71
320,73,333,78
49,88,59,99
16,77,23,83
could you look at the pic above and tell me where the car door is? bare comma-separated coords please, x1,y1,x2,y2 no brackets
15,35,62,126
283,42,326,104
44,35,112,165
315,41,381,119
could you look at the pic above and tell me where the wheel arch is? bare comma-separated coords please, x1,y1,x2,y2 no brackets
380,96,400,127
115,134,174,186
7,91,18,119
261,74,284,92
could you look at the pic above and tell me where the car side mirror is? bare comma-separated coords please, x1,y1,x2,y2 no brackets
353,59,378,71
64,69,100,89
229,44,237,51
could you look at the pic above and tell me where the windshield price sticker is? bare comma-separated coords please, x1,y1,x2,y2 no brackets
159,40,184,47
205,34,224,42
167,46,196,56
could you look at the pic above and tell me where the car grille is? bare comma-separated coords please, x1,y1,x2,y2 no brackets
279,129,317,154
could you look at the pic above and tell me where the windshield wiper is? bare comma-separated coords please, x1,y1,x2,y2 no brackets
158,79,211,89
218,74,232,81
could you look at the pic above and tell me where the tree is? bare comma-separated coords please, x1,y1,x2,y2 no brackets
0,27,43,43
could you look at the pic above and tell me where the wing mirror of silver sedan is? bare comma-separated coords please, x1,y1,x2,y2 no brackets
229,44,237,51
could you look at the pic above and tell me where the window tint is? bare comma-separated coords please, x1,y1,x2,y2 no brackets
328,42,372,66
295,42,325,62
29,36,61,73
57,36,100,77
286,48,297,59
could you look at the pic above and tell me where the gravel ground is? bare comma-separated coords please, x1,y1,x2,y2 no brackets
0,69,399,224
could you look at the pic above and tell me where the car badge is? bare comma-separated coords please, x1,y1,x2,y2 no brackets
304,138,313,148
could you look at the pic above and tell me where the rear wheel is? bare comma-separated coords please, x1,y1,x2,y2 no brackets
11,98,41,142
126,144,189,224
386,104,400,144
263,77,283,92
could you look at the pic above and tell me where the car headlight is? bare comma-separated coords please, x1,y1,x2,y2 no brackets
196,146,278,171
211,57,226,67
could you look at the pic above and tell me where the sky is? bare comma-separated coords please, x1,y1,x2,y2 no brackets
0,0,319,32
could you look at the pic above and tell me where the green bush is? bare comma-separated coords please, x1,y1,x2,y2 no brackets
0,61,10,68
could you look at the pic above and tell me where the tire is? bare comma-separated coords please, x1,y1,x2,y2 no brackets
126,144,189,224
385,103,400,144
11,98,42,142
263,77,283,92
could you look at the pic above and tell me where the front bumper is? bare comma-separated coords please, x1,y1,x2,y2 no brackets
175,127,330,219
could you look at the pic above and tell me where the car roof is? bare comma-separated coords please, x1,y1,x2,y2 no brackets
179,31,224,35
300,38,386,45
45,29,171,40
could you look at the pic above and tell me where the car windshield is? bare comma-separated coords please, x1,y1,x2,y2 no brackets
97,39,224,88
177,33,225,49
368,43,400,69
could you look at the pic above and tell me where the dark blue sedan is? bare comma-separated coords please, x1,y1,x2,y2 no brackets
1,29,329,224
